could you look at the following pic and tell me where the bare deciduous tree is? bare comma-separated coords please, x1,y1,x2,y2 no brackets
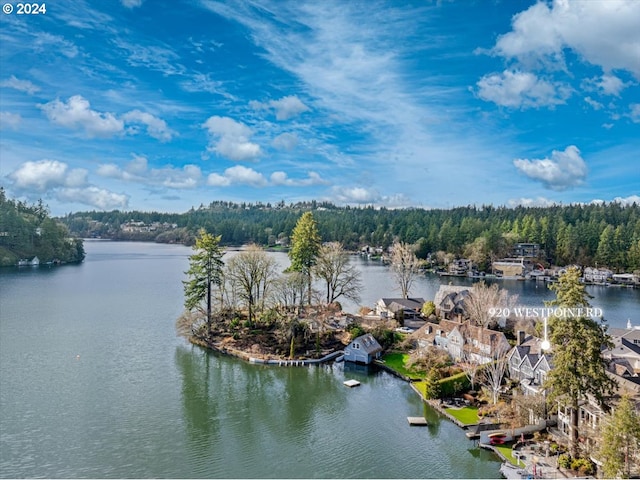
226,245,278,326
460,352,481,392
314,242,362,305
390,241,420,299
465,281,518,328
481,349,509,405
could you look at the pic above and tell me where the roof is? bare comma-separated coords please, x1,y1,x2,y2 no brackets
434,285,469,307
352,334,383,355
379,298,425,311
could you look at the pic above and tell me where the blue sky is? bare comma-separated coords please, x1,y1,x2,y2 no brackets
1,0,639,215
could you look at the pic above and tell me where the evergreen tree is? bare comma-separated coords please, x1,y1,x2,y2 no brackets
288,212,321,306
599,395,640,479
544,266,616,458
183,229,224,328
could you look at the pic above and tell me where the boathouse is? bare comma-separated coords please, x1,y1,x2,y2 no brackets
344,334,383,365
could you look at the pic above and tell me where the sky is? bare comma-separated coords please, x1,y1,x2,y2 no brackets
0,0,639,215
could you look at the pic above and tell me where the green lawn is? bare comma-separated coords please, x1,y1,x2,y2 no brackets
493,443,519,466
444,406,479,425
380,353,426,379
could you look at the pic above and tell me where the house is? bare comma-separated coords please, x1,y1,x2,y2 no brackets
415,319,509,364
492,257,534,278
448,259,472,275
433,285,470,319
612,273,640,286
344,334,383,364
583,267,613,284
511,243,542,258
375,297,425,321
602,324,640,374
507,332,553,396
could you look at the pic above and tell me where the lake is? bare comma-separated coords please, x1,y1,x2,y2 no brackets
0,240,637,478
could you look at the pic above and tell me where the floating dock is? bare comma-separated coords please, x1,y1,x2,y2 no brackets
407,417,428,426
343,379,361,387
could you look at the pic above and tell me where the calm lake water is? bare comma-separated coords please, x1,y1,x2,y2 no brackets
0,241,637,478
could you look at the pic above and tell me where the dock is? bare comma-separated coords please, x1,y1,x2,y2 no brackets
343,379,361,387
407,416,428,426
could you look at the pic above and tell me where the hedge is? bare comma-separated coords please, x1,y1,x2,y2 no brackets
437,372,470,397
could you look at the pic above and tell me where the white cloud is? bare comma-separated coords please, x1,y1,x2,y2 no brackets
492,0,640,79
270,171,328,186
0,112,22,129
612,194,640,206
40,96,124,138
97,155,202,189
629,104,640,123
181,73,234,99
121,0,143,8
122,110,176,142
33,32,78,58
270,95,310,120
507,197,558,207
56,187,129,210
331,186,380,204
202,116,261,161
476,70,571,108
113,39,184,76
272,132,299,151
1,75,40,95
513,145,587,191
584,97,603,110
7,159,88,192
207,165,267,187
596,74,628,96
39,96,175,141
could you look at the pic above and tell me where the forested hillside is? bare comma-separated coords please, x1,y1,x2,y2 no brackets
0,189,85,267
60,199,640,272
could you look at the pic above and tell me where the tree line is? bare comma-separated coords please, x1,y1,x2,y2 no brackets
60,199,640,271
0,189,85,267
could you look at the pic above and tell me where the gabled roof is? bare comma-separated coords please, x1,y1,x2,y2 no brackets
379,298,425,311
434,285,469,307
353,334,383,355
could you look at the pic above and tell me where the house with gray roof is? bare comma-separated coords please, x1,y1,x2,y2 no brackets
375,297,425,321
344,334,383,365
507,332,553,396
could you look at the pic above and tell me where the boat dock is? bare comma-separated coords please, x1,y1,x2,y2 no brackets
407,416,428,426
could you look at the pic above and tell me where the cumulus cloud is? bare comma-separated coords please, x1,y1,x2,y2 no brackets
508,197,558,207
1,75,40,95
270,171,328,186
97,155,202,189
269,96,310,120
491,0,640,79
476,70,572,108
39,95,175,141
40,96,124,138
251,95,310,121
331,186,380,204
202,116,261,161
612,194,640,206
513,145,587,191
0,112,22,129
56,187,129,210
122,110,176,142
7,159,88,192
272,132,299,151
206,165,267,187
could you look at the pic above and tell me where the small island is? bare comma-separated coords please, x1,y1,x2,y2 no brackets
0,189,85,267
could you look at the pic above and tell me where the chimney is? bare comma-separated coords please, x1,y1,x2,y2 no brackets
517,330,526,345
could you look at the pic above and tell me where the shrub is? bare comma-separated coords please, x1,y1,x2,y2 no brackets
348,324,366,339
557,454,572,469
438,372,470,397
570,458,595,475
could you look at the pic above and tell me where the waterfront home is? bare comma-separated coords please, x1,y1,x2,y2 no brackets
491,257,533,278
583,267,613,284
511,242,542,258
344,334,383,365
507,332,552,396
612,273,640,286
375,297,425,321
17,256,39,266
602,324,640,374
433,285,470,319
415,319,509,364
